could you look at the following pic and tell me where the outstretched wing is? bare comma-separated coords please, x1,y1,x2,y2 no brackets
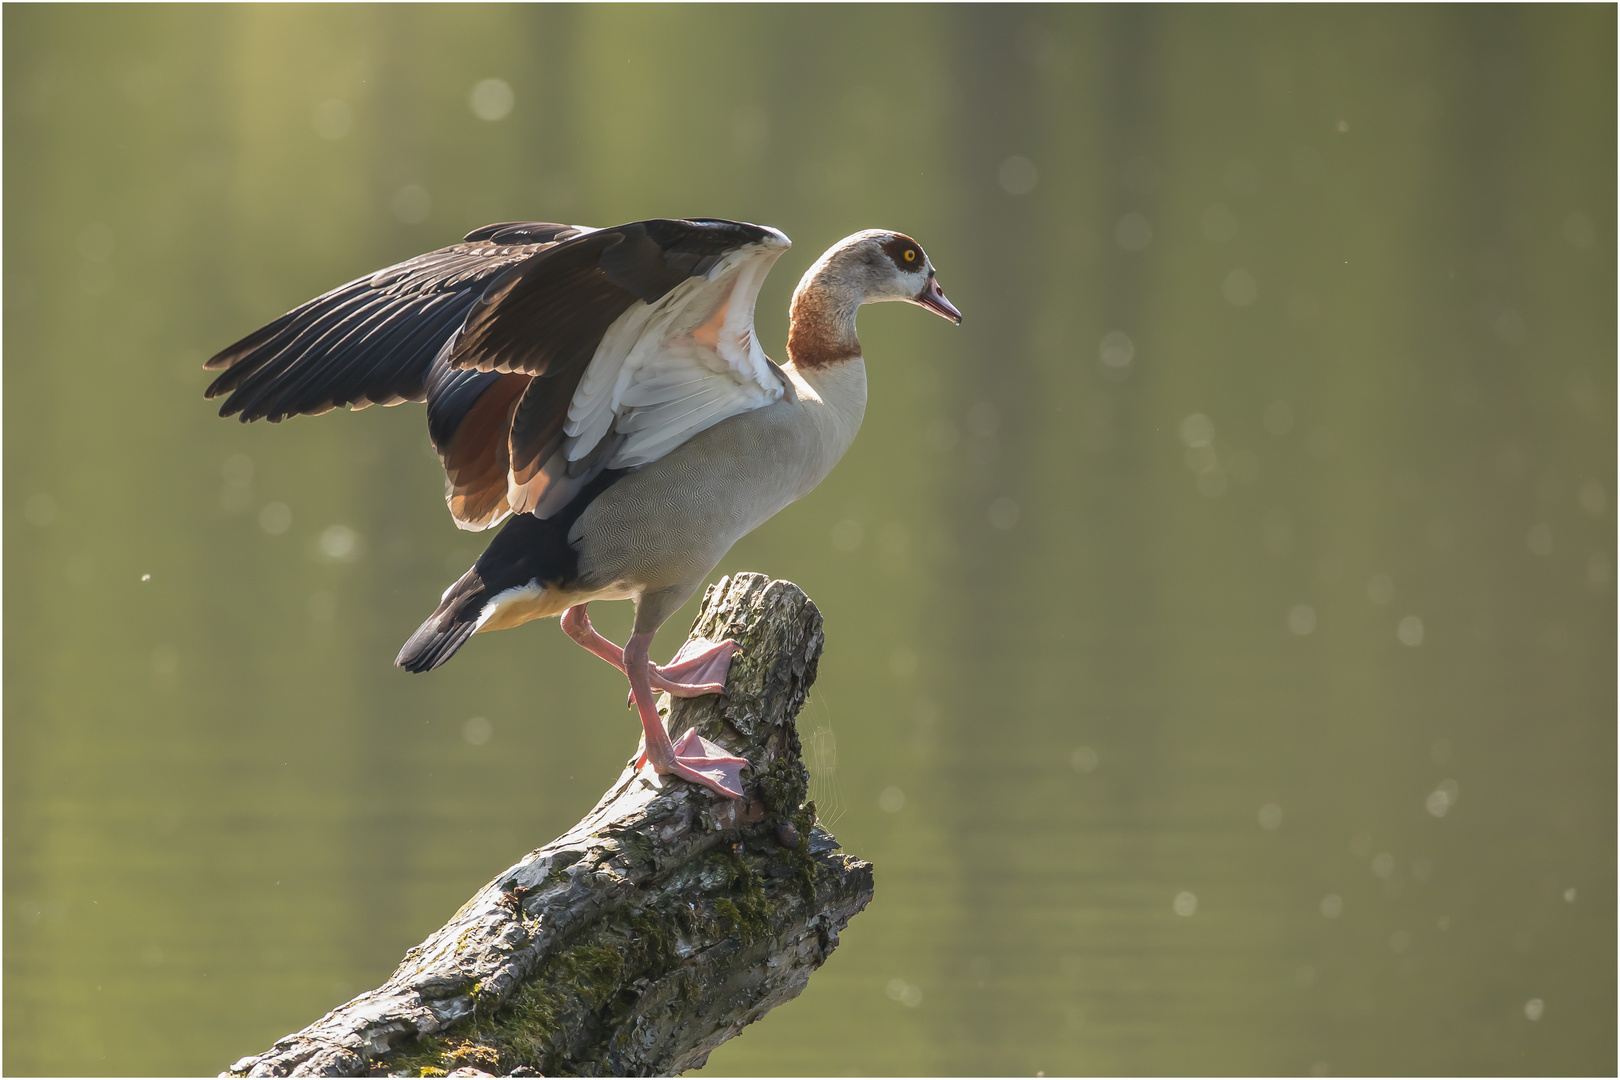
433,218,793,525
205,217,792,533
203,222,588,422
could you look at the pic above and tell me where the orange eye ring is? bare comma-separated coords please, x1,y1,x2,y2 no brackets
904,249,917,262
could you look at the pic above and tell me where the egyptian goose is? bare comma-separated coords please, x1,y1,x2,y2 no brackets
206,218,961,799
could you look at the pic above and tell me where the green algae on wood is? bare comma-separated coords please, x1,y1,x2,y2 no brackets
226,574,873,1079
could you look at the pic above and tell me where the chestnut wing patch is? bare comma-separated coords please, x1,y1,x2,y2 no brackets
425,356,531,531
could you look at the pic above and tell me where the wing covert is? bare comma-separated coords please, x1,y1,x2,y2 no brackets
430,219,791,519
488,221,792,517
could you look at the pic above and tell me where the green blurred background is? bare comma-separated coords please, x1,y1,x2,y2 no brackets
5,4,1614,1075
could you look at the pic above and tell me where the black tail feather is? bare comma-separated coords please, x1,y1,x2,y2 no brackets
396,611,481,673
396,565,487,673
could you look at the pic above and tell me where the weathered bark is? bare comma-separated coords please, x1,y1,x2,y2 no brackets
227,574,872,1078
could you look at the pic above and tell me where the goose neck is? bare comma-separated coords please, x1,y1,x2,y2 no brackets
786,264,863,370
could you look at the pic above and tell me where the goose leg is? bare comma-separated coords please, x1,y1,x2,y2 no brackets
623,631,748,799
561,604,739,697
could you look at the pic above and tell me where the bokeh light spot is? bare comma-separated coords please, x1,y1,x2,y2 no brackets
463,716,493,746
311,99,352,141
259,502,292,535
1397,615,1424,646
319,524,360,562
1562,212,1595,248
1098,330,1134,379
1180,413,1215,448
1200,203,1238,242
831,518,863,551
1197,469,1229,498
391,184,432,225
1262,509,1293,556
997,155,1038,196
1223,268,1258,306
23,493,57,527
987,496,1020,529
1426,779,1458,817
470,78,514,121
1115,212,1152,251
1495,309,1527,344
1367,573,1394,605
885,978,922,1007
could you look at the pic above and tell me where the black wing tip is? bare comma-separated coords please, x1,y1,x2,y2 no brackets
210,394,282,423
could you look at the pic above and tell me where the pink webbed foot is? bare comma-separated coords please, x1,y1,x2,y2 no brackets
651,637,741,697
563,607,737,706
640,728,749,799
623,628,748,800
624,637,742,708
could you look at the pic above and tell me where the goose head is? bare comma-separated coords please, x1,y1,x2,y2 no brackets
788,229,961,367
802,229,962,321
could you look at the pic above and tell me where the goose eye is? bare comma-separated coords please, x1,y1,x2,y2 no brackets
904,249,917,262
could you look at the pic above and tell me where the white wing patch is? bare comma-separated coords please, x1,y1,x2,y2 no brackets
562,234,790,472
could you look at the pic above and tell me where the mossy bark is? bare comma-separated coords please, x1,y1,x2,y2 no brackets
227,574,873,1078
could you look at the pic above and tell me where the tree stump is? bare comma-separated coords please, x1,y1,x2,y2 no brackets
227,574,873,1078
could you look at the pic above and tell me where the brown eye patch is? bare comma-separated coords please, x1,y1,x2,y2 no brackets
880,234,924,271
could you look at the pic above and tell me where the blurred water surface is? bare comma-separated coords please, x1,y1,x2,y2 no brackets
5,6,1614,1075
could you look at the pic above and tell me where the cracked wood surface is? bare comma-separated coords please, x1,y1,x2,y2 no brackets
226,574,872,1078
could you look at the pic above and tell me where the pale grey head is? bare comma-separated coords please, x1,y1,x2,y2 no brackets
793,229,962,323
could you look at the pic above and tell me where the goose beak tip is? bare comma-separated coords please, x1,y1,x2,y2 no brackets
915,275,963,325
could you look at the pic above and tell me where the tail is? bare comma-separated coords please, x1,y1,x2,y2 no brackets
395,469,625,674
396,565,489,673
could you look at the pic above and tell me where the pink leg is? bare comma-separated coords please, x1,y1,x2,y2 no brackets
561,604,739,697
623,631,748,799
561,604,629,668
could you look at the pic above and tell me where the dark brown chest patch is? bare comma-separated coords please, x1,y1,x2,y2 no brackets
786,293,861,370
786,324,861,369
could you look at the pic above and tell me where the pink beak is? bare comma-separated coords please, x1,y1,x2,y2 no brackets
913,273,963,325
